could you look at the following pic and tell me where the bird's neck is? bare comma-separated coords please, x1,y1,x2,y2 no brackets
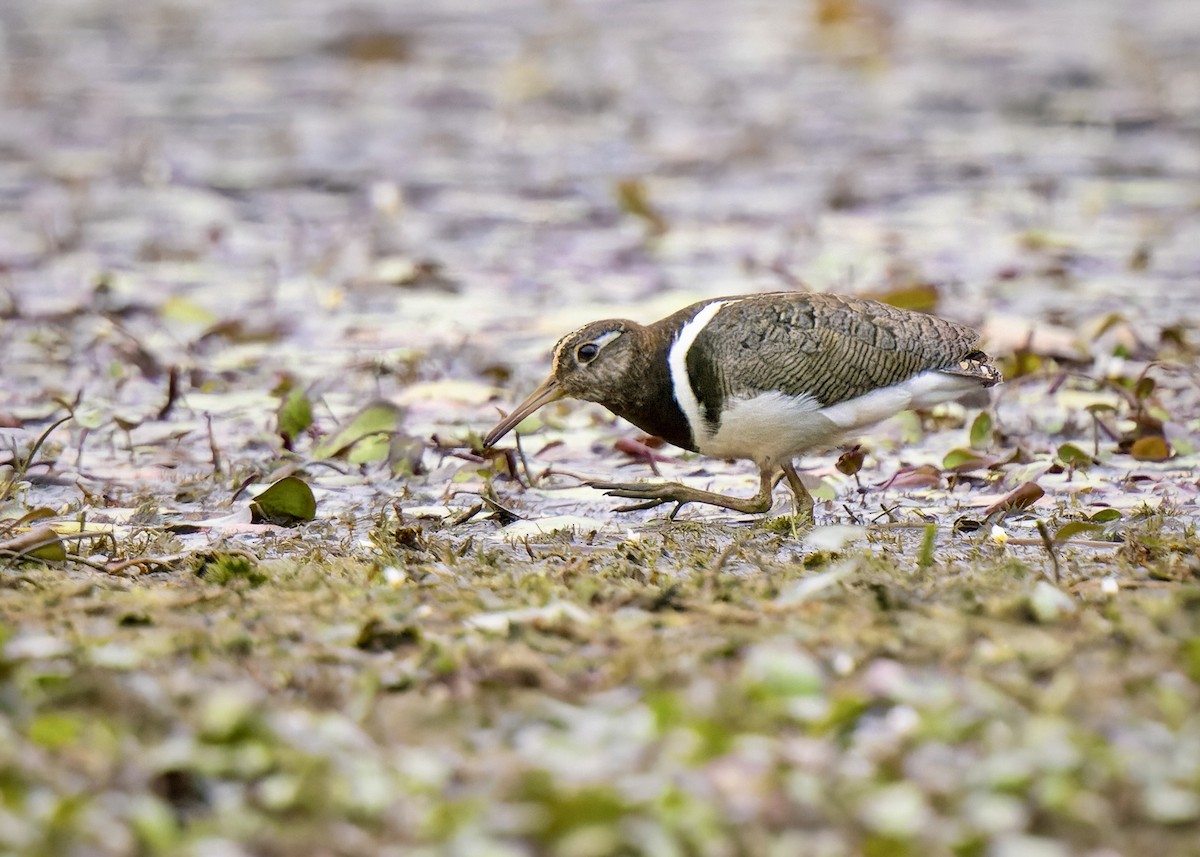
593,323,697,452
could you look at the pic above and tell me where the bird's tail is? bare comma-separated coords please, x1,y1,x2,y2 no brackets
941,350,1002,387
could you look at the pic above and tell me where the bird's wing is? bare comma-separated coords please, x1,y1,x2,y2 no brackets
690,293,988,408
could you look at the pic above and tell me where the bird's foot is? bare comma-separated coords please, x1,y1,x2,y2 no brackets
780,461,816,524
586,479,775,519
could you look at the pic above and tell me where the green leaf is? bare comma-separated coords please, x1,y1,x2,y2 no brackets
277,388,313,446
1053,521,1106,543
314,400,405,460
1056,443,1093,468
347,433,392,465
1089,508,1122,523
969,412,994,450
942,448,989,472
0,526,67,562
249,476,317,526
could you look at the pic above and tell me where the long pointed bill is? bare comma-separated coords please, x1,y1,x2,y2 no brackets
483,376,566,448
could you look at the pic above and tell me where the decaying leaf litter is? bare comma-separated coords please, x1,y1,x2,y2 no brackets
2,0,1200,854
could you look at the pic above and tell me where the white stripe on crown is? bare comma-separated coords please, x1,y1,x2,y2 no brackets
667,299,734,443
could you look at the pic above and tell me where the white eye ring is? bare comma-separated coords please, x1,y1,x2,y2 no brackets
576,342,600,362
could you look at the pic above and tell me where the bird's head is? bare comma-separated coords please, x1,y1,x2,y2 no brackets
482,319,637,447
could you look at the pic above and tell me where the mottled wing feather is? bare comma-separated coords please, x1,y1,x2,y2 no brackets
689,293,984,424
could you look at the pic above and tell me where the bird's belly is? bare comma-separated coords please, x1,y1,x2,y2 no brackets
696,391,840,465
695,370,983,466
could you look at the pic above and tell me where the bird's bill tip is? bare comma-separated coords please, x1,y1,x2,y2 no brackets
482,376,565,448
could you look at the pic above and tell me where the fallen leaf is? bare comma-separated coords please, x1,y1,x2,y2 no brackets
982,481,1045,518
0,526,67,562
277,388,313,450
880,464,942,490
969,412,994,450
942,448,994,473
314,401,405,460
1053,521,1107,544
249,476,317,526
1130,435,1172,462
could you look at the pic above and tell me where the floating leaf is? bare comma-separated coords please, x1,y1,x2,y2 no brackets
942,448,991,473
249,476,317,526
969,412,993,450
314,401,405,460
347,433,392,465
1056,443,1093,468
1130,435,1172,462
277,388,313,449
1053,521,1106,543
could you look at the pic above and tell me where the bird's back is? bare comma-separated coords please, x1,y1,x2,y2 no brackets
682,292,991,432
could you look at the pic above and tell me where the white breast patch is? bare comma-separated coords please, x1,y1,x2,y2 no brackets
667,299,735,440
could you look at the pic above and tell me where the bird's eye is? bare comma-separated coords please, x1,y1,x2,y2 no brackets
576,342,600,363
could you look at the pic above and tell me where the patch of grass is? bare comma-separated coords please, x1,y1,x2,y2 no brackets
3,521,1200,853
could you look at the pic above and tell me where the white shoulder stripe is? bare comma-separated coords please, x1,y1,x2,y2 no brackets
668,299,733,443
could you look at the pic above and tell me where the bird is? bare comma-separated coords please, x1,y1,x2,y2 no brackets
483,291,1001,518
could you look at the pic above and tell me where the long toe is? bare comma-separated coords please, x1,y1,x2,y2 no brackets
586,479,774,516
585,480,681,500
612,499,673,513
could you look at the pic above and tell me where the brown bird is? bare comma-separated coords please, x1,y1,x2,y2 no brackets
483,292,1000,517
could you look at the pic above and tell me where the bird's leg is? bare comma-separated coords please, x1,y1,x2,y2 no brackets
588,468,778,518
779,461,815,521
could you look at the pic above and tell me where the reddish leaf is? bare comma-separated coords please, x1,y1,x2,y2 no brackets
982,481,1044,518
881,464,942,490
